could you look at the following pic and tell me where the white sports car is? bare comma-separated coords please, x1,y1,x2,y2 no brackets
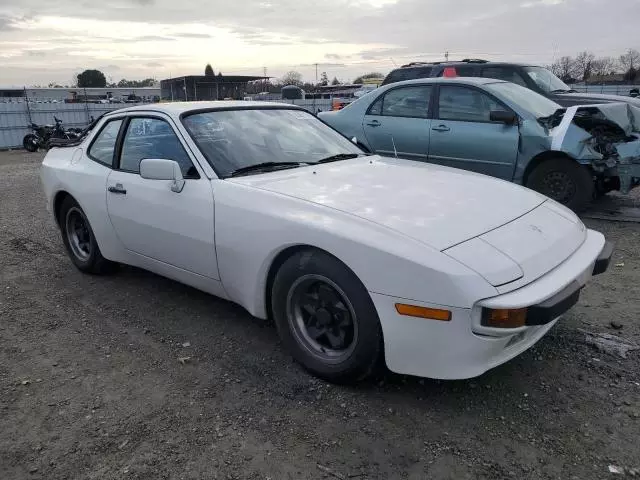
40,102,613,383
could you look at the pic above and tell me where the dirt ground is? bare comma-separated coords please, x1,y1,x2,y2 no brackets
1,150,639,480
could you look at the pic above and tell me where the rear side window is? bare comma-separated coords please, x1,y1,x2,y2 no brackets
368,86,432,119
436,65,476,77
88,119,123,167
481,67,528,87
382,66,432,85
437,85,509,122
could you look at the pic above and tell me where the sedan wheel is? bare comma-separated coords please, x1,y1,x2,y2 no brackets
272,249,383,384
526,156,594,212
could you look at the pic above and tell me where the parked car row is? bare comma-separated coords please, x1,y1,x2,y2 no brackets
319,75,640,212
40,101,612,384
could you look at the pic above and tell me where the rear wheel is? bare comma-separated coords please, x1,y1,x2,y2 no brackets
526,157,594,212
59,196,115,274
271,249,383,384
23,134,38,152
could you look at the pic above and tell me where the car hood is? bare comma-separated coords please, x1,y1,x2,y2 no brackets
554,92,640,107
230,156,546,250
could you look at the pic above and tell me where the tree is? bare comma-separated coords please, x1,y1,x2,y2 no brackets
331,77,340,86
624,67,638,83
319,71,329,86
77,69,107,88
205,64,214,76
352,72,384,85
550,56,575,83
573,51,595,82
281,70,303,86
591,57,617,77
620,49,640,78
115,78,156,88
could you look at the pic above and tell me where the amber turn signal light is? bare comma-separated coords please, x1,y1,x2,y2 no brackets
395,304,452,321
482,308,527,328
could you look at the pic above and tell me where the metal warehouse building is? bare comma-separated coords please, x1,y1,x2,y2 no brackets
160,75,268,101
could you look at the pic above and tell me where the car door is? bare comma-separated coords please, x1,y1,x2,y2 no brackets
362,85,433,161
428,84,519,180
105,114,219,279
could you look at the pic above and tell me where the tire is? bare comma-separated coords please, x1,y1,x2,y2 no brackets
526,156,594,212
23,134,38,152
59,196,115,274
271,249,383,384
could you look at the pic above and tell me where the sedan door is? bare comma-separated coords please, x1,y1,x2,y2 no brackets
428,84,519,180
362,85,433,161
105,115,219,279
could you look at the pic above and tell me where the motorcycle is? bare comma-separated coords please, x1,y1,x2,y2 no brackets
22,117,82,152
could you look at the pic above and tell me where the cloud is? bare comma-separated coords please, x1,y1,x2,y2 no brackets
0,0,638,85
173,32,213,39
145,61,163,67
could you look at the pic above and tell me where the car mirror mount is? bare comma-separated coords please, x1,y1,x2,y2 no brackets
489,110,518,125
139,158,185,193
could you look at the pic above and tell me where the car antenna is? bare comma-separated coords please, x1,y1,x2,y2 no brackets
391,135,398,158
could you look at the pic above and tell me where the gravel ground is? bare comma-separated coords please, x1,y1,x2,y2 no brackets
1,150,639,480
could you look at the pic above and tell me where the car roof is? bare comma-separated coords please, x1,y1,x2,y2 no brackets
383,77,508,87
104,100,305,117
397,61,536,69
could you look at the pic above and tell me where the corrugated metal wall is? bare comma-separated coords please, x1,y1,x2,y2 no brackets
0,102,147,149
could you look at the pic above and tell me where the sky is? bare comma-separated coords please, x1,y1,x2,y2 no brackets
0,0,638,86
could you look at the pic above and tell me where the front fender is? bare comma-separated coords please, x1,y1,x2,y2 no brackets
213,181,497,319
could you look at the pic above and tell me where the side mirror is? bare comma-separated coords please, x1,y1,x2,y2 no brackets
490,110,518,125
351,136,358,144
139,158,185,193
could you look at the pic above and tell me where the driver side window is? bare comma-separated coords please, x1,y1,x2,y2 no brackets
119,117,199,178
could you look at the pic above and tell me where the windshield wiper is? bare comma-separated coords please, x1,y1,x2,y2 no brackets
315,153,366,164
228,162,305,177
550,89,577,94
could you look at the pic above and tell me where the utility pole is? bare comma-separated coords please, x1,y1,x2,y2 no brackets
263,66,267,93
445,51,449,61
315,63,318,84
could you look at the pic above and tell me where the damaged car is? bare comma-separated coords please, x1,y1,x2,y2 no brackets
319,77,640,211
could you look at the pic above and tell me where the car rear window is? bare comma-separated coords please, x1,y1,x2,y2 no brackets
382,66,433,85
435,65,476,77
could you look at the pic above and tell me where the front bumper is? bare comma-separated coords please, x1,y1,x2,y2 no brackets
371,230,609,380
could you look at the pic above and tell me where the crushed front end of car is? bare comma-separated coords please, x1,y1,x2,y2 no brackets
542,103,640,194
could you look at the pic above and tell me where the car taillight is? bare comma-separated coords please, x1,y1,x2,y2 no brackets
482,308,527,328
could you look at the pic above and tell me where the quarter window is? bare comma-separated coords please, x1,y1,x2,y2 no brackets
88,119,123,167
437,86,509,122
119,118,198,178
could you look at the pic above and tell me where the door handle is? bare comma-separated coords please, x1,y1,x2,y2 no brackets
432,125,450,132
366,120,381,127
107,184,127,195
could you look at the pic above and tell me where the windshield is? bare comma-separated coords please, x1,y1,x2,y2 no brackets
523,66,571,94
485,81,561,119
182,109,362,178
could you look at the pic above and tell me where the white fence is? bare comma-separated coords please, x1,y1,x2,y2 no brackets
0,99,337,150
0,102,148,150
570,84,640,96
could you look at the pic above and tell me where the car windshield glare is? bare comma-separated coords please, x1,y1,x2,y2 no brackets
523,66,571,94
485,81,561,119
182,108,363,178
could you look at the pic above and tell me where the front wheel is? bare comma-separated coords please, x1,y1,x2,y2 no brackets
526,157,594,212
23,134,38,152
271,249,383,384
